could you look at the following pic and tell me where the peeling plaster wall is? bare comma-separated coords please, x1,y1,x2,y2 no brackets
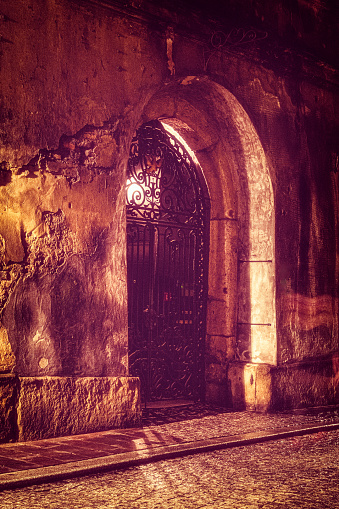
0,0,338,423
1,126,131,377
0,0,166,385
0,0,164,166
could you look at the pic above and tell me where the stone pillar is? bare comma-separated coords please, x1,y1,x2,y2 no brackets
237,260,276,365
205,217,237,404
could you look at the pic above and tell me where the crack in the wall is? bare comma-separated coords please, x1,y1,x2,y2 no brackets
25,209,74,280
0,123,121,321
16,124,119,185
0,235,23,319
0,262,23,319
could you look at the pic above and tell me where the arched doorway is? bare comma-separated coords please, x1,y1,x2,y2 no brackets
126,120,210,404
137,76,276,409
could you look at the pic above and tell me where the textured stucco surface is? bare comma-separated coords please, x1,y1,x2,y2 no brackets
1,126,129,377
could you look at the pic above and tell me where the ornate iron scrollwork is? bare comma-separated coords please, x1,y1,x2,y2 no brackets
127,120,209,403
126,121,206,227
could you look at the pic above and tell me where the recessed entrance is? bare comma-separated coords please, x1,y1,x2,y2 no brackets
126,120,210,404
135,76,276,410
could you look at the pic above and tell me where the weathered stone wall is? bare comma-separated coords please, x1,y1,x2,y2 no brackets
177,0,339,68
271,358,338,411
0,0,338,420
0,375,141,442
17,376,141,441
0,375,17,442
228,358,339,412
1,126,130,377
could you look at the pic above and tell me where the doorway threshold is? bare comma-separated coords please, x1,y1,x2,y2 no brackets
144,399,194,410
141,401,231,426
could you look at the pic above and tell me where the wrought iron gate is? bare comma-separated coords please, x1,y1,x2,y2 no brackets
126,120,210,403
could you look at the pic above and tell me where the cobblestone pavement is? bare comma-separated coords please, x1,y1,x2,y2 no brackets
0,405,339,486
0,428,338,508
141,404,339,439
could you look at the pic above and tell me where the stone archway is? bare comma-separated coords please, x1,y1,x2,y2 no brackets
138,76,276,409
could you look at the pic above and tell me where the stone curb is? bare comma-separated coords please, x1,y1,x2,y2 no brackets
0,421,339,491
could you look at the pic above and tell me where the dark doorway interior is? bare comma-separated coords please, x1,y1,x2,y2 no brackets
126,120,210,404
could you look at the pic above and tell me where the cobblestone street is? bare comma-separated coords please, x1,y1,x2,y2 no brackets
1,429,338,508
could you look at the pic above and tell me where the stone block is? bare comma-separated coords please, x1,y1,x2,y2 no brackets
207,218,237,338
0,375,18,442
243,363,257,411
17,376,141,441
227,362,272,412
206,334,235,365
206,300,229,336
271,360,335,411
255,364,272,412
205,362,227,383
227,363,246,410
208,219,238,298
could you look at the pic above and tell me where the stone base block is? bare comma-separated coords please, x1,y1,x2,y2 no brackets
17,376,141,441
0,375,18,442
227,362,272,412
228,357,338,413
271,358,338,411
